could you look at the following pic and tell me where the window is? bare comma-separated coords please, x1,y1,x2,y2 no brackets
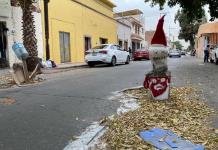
135,25,137,34
100,38,108,44
138,26,140,34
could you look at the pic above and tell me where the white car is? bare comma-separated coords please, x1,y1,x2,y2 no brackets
210,45,218,64
168,49,181,58
85,44,130,67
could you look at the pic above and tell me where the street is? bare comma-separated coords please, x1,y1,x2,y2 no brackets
0,56,217,150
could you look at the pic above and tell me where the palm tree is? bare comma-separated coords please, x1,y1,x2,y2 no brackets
11,0,38,71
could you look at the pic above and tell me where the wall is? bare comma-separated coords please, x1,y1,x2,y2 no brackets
117,21,131,50
41,0,117,64
0,1,43,67
145,31,155,47
196,22,218,58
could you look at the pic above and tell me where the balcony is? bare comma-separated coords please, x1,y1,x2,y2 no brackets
131,33,144,41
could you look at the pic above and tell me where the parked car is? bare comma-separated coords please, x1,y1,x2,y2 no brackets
133,48,149,60
85,44,130,67
210,44,218,64
168,49,181,58
180,50,186,55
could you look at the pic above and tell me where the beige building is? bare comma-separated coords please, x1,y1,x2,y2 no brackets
114,9,145,53
145,30,155,47
196,22,218,58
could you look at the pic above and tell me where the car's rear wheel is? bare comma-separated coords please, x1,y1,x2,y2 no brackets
125,56,130,64
110,56,116,67
88,62,95,67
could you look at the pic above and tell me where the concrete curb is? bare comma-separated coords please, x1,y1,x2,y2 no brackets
41,64,88,74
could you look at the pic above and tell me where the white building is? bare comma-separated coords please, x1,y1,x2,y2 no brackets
0,0,43,68
114,9,146,53
116,20,131,51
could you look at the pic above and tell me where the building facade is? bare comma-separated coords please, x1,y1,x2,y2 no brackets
145,30,155,48
114,9,146,53
40,0,117,64
116,20,131,51
196,22,218,58
0,0,43,68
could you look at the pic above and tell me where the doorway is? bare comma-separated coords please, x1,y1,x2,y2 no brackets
132,42,136,51
59,32,71,63
124,41,128,51
99,38,108,44
0,21,8,68
84,36,91,52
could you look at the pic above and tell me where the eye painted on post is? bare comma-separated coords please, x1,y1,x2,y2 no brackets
152,79,157,84
161,78,166,82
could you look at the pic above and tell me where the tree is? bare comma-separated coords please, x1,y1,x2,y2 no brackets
144,0,218,21
172,41,183,50
174,9,207,49
11,0,39,71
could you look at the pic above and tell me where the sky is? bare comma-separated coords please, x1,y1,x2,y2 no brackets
111,0,189,48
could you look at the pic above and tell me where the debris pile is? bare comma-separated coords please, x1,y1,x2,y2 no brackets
0,73,15,89
102,87,218,149
0,97,16,105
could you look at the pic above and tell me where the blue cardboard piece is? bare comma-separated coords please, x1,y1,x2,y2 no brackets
139,128,204,150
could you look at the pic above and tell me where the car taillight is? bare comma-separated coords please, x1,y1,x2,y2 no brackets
99,50,107,54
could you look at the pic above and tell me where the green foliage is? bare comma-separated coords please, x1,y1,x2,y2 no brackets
144,0,218,21
172,41,183,50
174,9,206,48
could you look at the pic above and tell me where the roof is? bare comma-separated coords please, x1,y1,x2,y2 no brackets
114,9,143,18
99,0,116,8
197,22,218,37
128,17,143,26
116,20,131,28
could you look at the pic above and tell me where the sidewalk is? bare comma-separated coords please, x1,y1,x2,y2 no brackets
0,63,87,89
41,62,87,74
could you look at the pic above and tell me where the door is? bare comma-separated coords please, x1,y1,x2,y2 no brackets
59,32,71,63
119,40,123,48
132,42,136,51
124,41,128,51
84,36,91,55
119,46,127,62
114,45,124,63
0,21,8,68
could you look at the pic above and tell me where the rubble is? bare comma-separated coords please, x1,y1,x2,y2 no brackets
0,73,15,89
0,70,45,89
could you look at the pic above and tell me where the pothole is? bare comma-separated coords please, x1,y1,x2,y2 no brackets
0,97,16,105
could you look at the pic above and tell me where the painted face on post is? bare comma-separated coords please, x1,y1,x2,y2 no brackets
145,77,169,97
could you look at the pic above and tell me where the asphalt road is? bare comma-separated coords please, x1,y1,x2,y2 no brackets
0,56,217,150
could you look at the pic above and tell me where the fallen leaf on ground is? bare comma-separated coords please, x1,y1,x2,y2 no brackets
0,97,16,105
102,87,218,150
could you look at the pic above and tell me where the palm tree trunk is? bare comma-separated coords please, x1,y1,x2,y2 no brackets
16,0,40,72
18,0,38,56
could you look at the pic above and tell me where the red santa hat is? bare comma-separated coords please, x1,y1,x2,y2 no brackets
151,16,167,46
